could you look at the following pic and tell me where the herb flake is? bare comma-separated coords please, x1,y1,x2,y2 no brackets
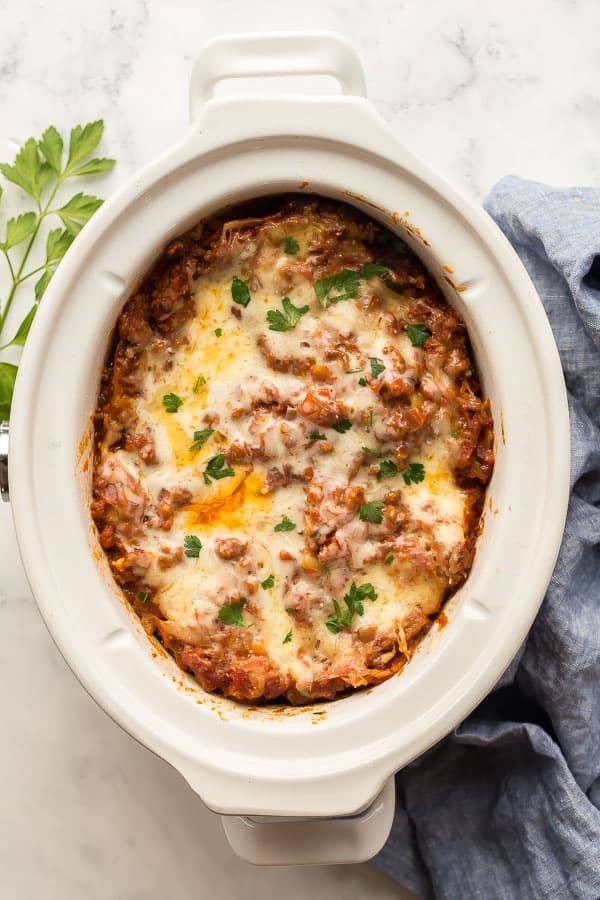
183,535,202,558
284,236,299,254
203,453,235,485
359,500,385,524
332,419,352,434
162,392,182,413
379,459,398,478
369,357,385,378
190,428,214,453
405,323,431,348
261,574,275,589
403,462,426,485
274,515,296,533
267,296,309,332
231,275,251,308
218,598,251,627
283,629,293,644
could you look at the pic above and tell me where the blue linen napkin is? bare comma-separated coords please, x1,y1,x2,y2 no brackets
374,177,600,900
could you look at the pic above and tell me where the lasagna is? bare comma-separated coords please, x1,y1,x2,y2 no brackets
91,195,494,704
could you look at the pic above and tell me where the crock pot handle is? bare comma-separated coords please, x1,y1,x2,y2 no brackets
220,776,395,866
189,31,367,123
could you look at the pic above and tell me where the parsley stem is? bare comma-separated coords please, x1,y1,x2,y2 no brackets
0,176,62,335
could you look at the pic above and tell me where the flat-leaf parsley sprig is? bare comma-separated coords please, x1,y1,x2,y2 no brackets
0,120,115,418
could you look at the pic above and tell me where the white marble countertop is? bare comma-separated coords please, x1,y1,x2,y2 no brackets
1,1,599,897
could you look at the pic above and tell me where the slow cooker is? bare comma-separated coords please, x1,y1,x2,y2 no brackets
2,32,570,865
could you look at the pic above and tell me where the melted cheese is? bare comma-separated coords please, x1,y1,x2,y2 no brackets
97,212,478,695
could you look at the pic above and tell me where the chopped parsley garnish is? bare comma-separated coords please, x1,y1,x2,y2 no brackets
451,428,461,438
359,500,385,524
138,591,150,603
358,376,368,387
384,278,404,295
346,368,362,374
403,462,426,485
361,261,389,279
369,357,385,378
190,428,214,453
162,392,182,413
284,236,299,254
314,269,362,308
231,275,251,308
368,410,374,428
274,515,296,532
283,629,293,644
183,534,202,558
261,574,275,590
362,445,380,455
215,327,223,337
309,430,326,440
325,582,378,633
405,323,431,348
203,453,235,485
384,555,394,566
267,296,309,332
218,598,251,627
192,374,206,393
332,419,352,433
286,607,297,616
379,459,398,478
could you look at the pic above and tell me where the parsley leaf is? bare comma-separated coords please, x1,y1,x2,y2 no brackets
369,357,385,378
192,374,206,393
190,428,214,452
203,453,235,485
183,535,202,558
267,296,309,332
405,323,431,348
362,446,380,455
309,430,326,441
138,591,150,603
261,574,275,589
332,419,352,433
361,261,389,279
231,275,251,307
0,363,17,420
384,555,394,566
1,213,36,250
325,582,378,633
451,428,461,438
384,278,404,295
274,515,295,532
284,236,299,254
162,392,182,413
65,120,105,172
215,327,223,337
218,598,251,627
56,192,103,236
403,462,426,485
283,629,293,644
346,368,362,374
359,500,385,524
358,376,367,387
314,269,361,308
379,459,398,478
286,607,297,617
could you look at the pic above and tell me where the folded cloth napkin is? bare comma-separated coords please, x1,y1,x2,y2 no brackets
374,177,600,900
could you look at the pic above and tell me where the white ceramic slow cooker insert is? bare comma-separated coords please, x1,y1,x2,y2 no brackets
5,33,570,865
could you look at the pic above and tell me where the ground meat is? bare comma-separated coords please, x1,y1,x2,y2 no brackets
215,537,248,560
92,193,493,705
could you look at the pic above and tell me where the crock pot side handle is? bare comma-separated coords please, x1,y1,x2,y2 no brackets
188,31,367,123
